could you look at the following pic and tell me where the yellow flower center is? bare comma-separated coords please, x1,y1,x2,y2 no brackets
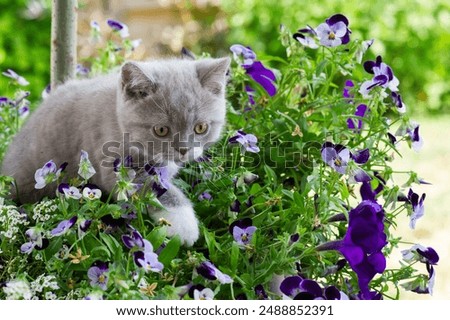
328,31,336,40
334,157,342,166
98,274,106,283
241,233,248,242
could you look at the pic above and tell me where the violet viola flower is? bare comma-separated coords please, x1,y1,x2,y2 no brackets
2,69,29,86
107,19,129,38
34,160,67,189
145,164,171,197
279,276,348,300
321,142,370,183
255,284,268,299
197,261,233,284
0,96,14,106
51,216,78,236
193,287,215,300
243,61,277,97
79,219,92,233
293,26,319,49
88,263,109,290
407,188,426,229
229,218,257,246
347,104,368,133
230,199,241,213
123,230,164,273
406,123,423,152
316,14,351,47
229,130,260,153
20,228,49,254
343,79,355,100
198,192,213,201
391,92,406,114
230,44,257,65
58,183,82,200
78,150,96,180
359,56,399,97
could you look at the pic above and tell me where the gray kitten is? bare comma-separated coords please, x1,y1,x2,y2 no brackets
1,56,230,246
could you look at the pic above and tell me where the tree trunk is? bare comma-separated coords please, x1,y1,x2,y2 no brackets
50,0,78,90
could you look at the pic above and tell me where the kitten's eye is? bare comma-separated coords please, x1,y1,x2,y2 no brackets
194,123,208,134
138,90,148,98
154,125,170,137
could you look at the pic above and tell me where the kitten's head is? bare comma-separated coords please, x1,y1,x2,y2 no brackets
116,57,230,167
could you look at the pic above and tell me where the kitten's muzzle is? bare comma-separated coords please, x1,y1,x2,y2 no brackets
176,147,190,156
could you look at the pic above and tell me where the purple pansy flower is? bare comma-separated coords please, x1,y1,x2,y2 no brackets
229,130,260,153
198,192,213,201
145,164,172,197
0,96,14,106
78,150,96,180
88,263,109,290
134,251,164,273
293,26,319,49
2,69,29,86
391,92,406,114
406,123,423,152
122,230,145,250
359,56,399,96
255,284,268,299
20,228,49,254
229,218,257,246
34,160,66,189
243,61,277,97
230,199,241,213
343,79,354,100
406,188,426,229
347,104,368,133
280,276,348,300
193,287,215,300
79,219,92,233
230,44,257,65
197,261,233,284
321,142,371,183
58,184,82,200
107,19,129,38
51,216,78,236
316,14,351,47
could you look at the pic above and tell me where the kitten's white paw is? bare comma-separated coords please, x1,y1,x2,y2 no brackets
151,205,199,246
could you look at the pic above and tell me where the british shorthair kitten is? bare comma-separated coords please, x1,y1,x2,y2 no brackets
1,55,231,246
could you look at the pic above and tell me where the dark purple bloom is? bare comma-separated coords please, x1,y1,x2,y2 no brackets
229,218,257,246
79,219,92,233
255,284,268,299
107,18,129,38
293,26,318,49
197,261,233,284
280,276,348,300
230,44,257,65
229,130,260,153
347,104,368,132
145,164,171,190
230,199,241,212
0,96,14,106
243,61,277,96
122,230,145,249
51,216,78,236
391,92,406,114
351,148,370,164
289,233,300,245
360,56,399,96
402,244,439,265
88,264,109,290
316,14,351,47
387,132,397,145
245,85,256,105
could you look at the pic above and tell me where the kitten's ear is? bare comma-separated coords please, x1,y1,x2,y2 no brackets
121,62,157,99
181,47,196,60
196,57,230,96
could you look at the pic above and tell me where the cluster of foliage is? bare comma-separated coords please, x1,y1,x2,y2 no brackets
0,14,439,300
221,0,450,114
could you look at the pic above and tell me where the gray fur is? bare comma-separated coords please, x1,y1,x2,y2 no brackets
1,57,230,245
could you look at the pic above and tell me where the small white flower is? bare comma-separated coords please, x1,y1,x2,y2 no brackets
193,287,215,300
82,187,102,200
78,150,96,180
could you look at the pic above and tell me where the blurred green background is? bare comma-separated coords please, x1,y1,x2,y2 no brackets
1,0,449,114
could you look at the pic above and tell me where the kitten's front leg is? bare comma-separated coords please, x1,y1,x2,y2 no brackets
149,185,199,246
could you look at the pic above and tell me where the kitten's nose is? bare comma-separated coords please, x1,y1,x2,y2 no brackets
177,147,190,156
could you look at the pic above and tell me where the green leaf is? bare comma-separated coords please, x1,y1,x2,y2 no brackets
90,246,111,260
158,236,181,267
147,227,167,249
230,242,240,274
202,227,217,260
99,232,122,256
